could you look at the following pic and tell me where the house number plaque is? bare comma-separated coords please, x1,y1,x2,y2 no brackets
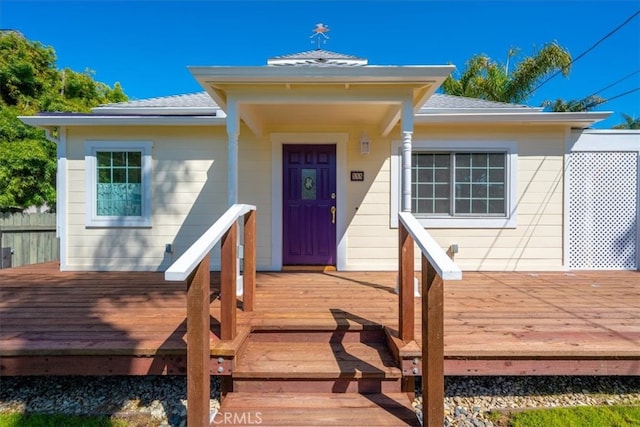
350,171,364,181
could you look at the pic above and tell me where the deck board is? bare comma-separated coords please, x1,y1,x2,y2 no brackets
219,392,420,426
1,262,638,375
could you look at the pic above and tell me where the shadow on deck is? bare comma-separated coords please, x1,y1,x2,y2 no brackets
1,263,639,377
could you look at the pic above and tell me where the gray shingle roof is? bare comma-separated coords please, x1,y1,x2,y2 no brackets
419,93,540,113
97,92,216,109
94,91,539,114
267,49,368,66
93,92,220,115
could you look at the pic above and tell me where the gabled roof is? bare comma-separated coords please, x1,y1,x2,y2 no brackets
93,92,539,115
20,89,610,128
20,47,610,129
267,49,368,66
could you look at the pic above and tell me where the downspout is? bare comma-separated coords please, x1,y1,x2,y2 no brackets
563,127,573,270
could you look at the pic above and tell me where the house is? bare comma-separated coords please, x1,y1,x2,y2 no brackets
13,45,640,427
20,48,640,273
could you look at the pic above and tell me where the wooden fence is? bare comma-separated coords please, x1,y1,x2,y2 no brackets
0,213,59,268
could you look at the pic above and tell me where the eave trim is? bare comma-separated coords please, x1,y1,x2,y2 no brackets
189,65,456,83
18,115,225,127
91,107,221,116
414,112,611,128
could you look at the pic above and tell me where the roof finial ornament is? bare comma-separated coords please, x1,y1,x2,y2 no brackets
310,23,329,50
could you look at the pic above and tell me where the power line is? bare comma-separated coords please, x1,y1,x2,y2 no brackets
584,69,640,99
584,86,640,109
529,9,640,96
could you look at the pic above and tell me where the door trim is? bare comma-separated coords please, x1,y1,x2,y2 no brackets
270,133,348,271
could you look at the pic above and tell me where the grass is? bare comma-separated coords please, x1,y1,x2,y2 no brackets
0,413,124,427
489,405,640,427
0,413,155,427
3,406,640,427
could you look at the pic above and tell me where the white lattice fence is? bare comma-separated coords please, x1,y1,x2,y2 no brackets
569,152,638,269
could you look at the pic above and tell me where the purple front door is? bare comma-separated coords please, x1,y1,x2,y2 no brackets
283,144,337,266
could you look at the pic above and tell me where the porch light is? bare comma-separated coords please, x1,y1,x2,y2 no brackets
360,132,370,156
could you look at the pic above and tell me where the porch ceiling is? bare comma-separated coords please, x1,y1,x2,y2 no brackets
238,103,394,127
188,65,455,136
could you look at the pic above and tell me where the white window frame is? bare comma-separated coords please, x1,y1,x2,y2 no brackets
85,141,152,228
391,140,518,228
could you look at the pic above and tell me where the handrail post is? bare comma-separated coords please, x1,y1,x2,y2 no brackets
186,254,211,427
422,255,444,427
398,222,415,341
243,210,256,312
165,205,257,422
398,212,460,427
220,221,237,341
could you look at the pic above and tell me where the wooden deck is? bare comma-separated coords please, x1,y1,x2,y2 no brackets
1,262,639,376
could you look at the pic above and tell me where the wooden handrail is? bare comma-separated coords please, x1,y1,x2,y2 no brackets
165,203,255,281
397,211,462,427
164,203,256,427
398,212,462,281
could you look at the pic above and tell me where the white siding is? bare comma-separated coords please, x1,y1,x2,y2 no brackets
65,126,228,270
345,125,567,271
63,122,571,272
238,130,273,269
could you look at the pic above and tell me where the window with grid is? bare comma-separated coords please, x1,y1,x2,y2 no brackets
412,152,507,217
96,151,142,216
85,141,152,227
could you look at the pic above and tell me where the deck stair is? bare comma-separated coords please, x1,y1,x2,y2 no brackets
218,392,420,426
219,326,420,426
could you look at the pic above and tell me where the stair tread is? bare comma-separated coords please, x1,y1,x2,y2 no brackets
218,392,420,426
235,340,402,379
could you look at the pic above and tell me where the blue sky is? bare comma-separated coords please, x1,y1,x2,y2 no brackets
1,0,639,128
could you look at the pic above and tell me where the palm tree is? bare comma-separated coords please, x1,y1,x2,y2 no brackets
442,42,571,104
613,113,640,129
541,95,604,112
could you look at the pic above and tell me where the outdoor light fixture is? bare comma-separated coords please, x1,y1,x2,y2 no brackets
360,132,370,156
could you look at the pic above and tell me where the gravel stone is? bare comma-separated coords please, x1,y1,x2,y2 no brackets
416,376,640,426
0,376,220,426
0,375,638,426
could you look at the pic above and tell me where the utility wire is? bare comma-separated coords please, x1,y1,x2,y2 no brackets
584,86,640,109
584,69,640,99
528,9,640,96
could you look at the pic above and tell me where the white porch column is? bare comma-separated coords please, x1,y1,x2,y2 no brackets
401,99,414,212
225,99,244,295
227,99,239,206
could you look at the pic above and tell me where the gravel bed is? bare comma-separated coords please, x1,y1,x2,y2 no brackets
0,376,219,427
1,375,638,426
416,376,640,427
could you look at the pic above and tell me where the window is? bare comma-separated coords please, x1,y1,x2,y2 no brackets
391,141,517,228
412,152,506,216
85,141,152,227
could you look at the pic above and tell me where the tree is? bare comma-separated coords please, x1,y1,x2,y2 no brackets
0,31,57,109
442,42,572,104
0,107,56,209
613,113,640,129
0,31,128,211
541,95,605,112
